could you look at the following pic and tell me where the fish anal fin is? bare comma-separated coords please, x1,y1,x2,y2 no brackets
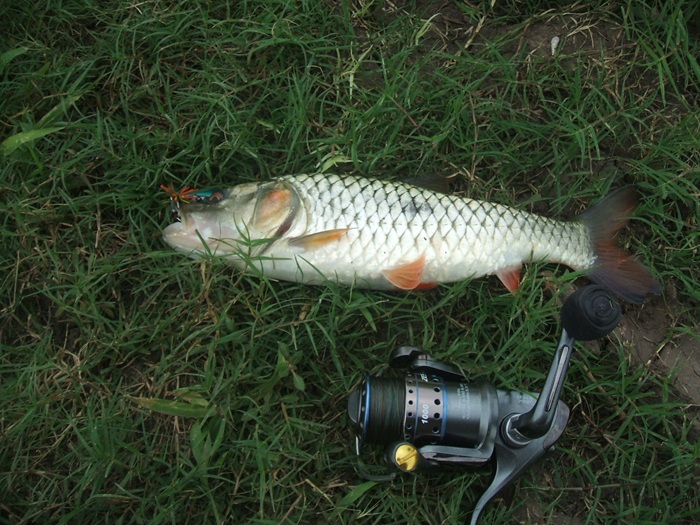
382,253,427,291
288,228,349,250
496,266,521,294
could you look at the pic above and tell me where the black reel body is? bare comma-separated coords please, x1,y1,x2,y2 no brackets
347,286,621,525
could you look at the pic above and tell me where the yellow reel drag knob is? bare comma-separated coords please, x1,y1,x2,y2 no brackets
392,443,420,472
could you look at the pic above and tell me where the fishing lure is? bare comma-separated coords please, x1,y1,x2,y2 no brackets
160,184,225,221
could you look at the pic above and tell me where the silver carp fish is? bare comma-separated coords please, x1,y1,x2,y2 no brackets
161,174,660,303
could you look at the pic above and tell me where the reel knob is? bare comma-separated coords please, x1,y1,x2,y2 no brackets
387,442,420,472
560,285,621,341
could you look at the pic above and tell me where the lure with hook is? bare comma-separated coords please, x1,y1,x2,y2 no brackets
160,184,224,221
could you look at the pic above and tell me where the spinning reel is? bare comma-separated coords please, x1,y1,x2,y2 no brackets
347,285,622,525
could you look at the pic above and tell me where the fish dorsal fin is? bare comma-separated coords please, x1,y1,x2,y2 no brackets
253,182,299,235
496,266,521,294
288,228,349,250
404,174,454,194
382,253,427,290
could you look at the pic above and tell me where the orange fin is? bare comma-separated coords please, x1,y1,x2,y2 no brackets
496,266,521,294
580,186,661,303
288,228,349,250
382,253,427,290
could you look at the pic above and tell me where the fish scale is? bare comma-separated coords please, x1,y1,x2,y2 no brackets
162,173,661,302
269,174,590,284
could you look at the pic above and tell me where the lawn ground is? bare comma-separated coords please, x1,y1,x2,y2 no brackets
1,1,699,524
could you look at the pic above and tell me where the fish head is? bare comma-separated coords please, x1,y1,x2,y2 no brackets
162,180,301,257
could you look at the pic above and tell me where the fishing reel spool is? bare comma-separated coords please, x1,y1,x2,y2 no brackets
347,285,622,525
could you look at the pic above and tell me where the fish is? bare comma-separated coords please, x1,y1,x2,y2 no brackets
161,173,661,303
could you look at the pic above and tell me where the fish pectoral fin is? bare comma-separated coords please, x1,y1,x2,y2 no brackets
288,228,349,251
382,253,427,291
496,266,521,294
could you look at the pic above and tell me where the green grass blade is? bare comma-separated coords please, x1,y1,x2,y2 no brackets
0,46,28,74
1,127,65,156
131,397,212,418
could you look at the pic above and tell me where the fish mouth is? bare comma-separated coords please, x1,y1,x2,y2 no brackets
163,218,245,257
163,220,209,254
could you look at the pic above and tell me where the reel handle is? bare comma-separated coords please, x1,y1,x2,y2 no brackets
504,285,621,442
472,286,621,524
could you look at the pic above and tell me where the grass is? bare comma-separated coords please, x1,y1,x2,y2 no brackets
1,0,699,524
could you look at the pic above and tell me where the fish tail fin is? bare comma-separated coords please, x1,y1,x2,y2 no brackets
580,185,661,303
